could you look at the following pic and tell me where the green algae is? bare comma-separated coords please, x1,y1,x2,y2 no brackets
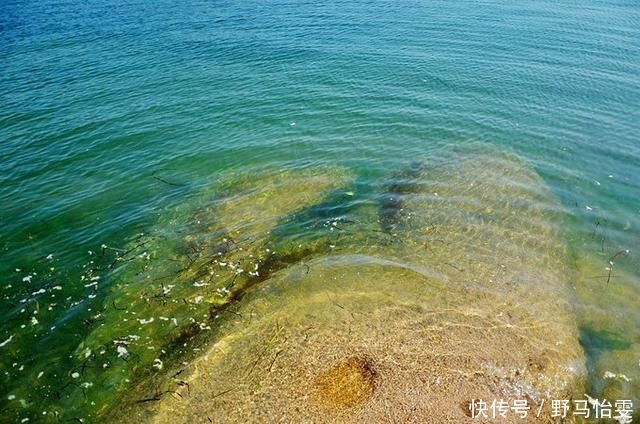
53,166,354,419
126,145,587,423
572,250,640,405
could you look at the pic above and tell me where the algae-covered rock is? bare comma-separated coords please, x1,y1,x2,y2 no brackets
60,166,353,419
131,146,587,423
572,251,640,406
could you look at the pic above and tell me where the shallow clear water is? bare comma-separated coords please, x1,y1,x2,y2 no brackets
1,0,639,421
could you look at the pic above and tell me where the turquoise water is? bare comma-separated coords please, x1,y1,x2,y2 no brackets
1,0,639,421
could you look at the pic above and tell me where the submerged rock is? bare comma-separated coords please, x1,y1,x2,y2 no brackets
60,166,353,419
378,160,424,233
126,146,587,423
572,251,640,406
315,355,377,409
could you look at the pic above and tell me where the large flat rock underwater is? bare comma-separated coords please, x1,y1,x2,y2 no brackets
59,166,355,419
121,146,587,423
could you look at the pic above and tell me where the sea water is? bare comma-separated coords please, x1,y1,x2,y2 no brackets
1,0,639,421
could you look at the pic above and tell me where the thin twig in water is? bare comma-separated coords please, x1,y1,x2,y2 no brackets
212,389,233,399
326,292,344,310
326,292,355,318
606,249,630,285
176,380,190,395
152,171,183,187
268,350,282,372
443,262,464,272
245,322,283,378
